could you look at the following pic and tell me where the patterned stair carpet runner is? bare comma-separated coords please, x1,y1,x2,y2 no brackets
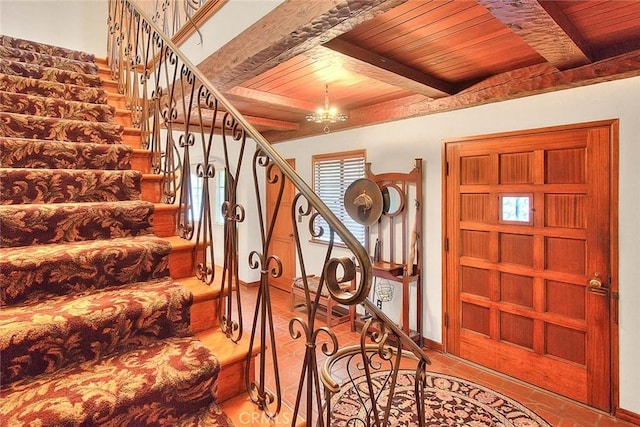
0,34,233,426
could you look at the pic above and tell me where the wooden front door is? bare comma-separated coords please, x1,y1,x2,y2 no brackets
444,121,616,411
266,159,296,292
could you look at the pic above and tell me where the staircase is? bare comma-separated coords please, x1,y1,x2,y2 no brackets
0,34,246,425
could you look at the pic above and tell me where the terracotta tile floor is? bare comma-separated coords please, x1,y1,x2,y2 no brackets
239,285,636,426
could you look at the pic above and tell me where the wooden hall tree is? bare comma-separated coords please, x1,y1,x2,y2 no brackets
353,159,424,346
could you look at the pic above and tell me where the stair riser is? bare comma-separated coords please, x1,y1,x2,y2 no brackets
98,67,113,80
108,92,127,109
153,206,178,237
218,357,255,403
122,129,145,148
101,78,119,94
190,298,220,333
141,176,163,203
169,245,198,279
131,150,151,173
114,110,132,127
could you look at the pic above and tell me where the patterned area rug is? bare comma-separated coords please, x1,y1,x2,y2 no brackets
329,370,552,426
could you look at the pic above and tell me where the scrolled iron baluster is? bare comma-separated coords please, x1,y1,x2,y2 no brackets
160,0,170,35
358,317,405,427
220,194,244,342
177,132,195,240
159,88,179,205
289,318,338,427
415,359,428,427
149,87,163,170
244,150,286,419
208,107,244,344
134,22,152,131
175,66,198,241
246,249,281,418
194,162,216,284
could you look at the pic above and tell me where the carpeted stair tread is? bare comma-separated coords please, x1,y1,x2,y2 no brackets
0,168,141,204
0,137,132,170
0,91,115,122
0,112,123,143
0,57,102,87
0,235,172,306
0,73,107,104
0,277,192,385
0,335,221,426
0,45,98,74
1,35,96,63
0,200,155,247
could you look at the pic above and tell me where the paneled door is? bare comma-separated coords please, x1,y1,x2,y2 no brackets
266,159,296,292
444,121,617,411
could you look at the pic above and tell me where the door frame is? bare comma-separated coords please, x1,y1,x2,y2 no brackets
441,119,620,413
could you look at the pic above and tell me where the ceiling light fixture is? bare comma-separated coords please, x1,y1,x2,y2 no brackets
305,84,347,134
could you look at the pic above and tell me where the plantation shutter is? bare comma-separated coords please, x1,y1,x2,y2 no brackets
313,152,366,245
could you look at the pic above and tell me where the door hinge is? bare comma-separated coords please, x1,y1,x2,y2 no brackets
444,237,449,252
444,312,449,328
445,161,449,176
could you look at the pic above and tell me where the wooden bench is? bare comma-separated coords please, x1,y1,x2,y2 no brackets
291,275,351,328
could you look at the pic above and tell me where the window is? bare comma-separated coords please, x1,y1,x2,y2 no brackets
214,169,226,225
189,167,203,222
312,150,366,245
500,194,532,225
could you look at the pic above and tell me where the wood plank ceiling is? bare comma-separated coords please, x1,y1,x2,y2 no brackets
193,0,640,143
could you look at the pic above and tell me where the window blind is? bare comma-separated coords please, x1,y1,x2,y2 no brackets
313,152,365,245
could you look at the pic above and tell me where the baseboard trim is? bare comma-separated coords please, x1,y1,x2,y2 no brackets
422,337,443,352
240,279,259,288
616,407,640,424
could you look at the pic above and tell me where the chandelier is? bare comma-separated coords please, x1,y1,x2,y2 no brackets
305,84,347,133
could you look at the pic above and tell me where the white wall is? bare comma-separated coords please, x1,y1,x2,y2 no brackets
274,77,640,414
0,0,108,56
179,0,284,66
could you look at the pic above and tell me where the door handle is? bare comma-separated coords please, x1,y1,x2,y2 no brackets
588,278,602,289
587,273,609,296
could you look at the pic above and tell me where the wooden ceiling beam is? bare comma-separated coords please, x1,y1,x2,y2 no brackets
197,0,409,92
225,86,318,114
265,49,640,142
477,0,592,70
320,38,457,98
174,108,300,132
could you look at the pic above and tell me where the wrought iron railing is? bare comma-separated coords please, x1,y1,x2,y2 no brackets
141,0,206,41
107,1,431,424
